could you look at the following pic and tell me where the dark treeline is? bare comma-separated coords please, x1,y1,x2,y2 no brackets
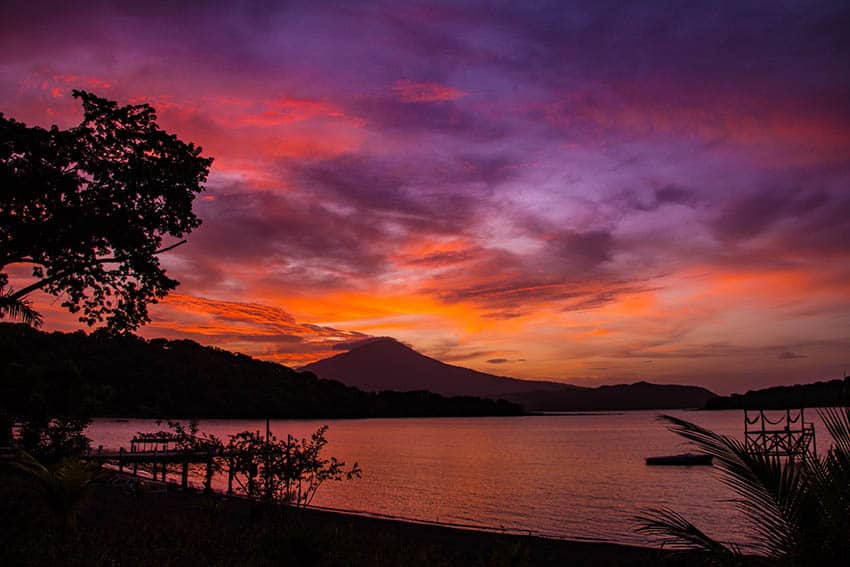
508,381,716,411
0,324,521,419
704,377,850,410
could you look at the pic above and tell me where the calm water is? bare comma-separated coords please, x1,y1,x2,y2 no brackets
86,410,829,547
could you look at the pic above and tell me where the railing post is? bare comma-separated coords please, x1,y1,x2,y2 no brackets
204,451,214,494
761,410,766,451
786,409,792,458
181,459,189,489
118,447,125,473
227,456,234,495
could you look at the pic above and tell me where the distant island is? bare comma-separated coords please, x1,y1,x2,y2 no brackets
303,337,717,411
0,324,520,419
704,377,850,410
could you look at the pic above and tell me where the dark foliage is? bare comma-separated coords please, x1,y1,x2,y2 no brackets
0,410,12,446
8,452,105,534
506,381,716,412
704,378,850,410
17,417,91,464
225,425,360,505
0,91,212,331
0,323,522,419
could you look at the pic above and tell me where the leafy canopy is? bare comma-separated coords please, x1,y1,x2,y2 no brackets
226,425,361,507
0,91,212,331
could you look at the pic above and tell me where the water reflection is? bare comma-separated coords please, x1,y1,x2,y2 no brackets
87,410,832,546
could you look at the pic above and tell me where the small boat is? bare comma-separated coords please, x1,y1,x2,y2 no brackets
645,453,713,466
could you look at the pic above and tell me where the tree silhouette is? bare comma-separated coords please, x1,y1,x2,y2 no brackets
0,91,212,331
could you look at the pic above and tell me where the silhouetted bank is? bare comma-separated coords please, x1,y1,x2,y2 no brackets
505,382,716,412
704,377,850,410
304,338,717,411
0,324,520,418
0,468,728,567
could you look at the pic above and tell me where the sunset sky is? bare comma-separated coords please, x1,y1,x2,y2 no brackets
3,1,849,393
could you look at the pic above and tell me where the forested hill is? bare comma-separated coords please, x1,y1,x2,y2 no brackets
0,324,521,419
303,338,716,410
704,377,850,410
505,381,716,411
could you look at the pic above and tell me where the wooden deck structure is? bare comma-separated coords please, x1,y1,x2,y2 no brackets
86,433,218,491
744,408,816,463
7,426,265,497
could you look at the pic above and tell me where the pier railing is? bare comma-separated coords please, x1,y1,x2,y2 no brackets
86,432,219,491
744,408,816,463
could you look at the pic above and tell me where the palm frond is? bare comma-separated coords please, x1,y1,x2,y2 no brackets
635,507,738,557
818,407,850,457
11,450,105,531
0,289,43,327
10,449,51,479
810,408,850,559
656,415,810,558
639,411,850,563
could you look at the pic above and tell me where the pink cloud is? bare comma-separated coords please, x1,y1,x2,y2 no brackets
390,80,466,103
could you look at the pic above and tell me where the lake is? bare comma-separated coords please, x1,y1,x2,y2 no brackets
86,409,828,548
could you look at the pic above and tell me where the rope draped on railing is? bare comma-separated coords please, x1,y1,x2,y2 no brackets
744,409,803,426
132,432,182,442
744,408,817,463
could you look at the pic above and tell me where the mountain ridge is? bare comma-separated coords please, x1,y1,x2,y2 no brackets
302,337,717,410
302,337,571,398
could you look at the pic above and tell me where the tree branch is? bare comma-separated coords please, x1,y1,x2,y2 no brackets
5,240,187,301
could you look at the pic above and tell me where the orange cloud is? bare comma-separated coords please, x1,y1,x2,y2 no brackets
139,294,370,366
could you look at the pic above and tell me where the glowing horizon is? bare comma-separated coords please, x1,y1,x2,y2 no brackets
3,1,849,394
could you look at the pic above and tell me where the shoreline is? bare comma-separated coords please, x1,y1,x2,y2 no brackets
101,471,708,566
88,407,710,422
2,466,741,566
115,470,634,547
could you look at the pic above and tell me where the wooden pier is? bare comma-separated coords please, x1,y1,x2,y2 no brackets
85,433,219,491
7,423,302,500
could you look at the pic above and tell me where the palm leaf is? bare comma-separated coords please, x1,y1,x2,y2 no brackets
11,450,105,531
809,408,850,559
818,407,850,458
639,411,850,563
0,289,43,327
658,415,809,558
635,507,739,558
